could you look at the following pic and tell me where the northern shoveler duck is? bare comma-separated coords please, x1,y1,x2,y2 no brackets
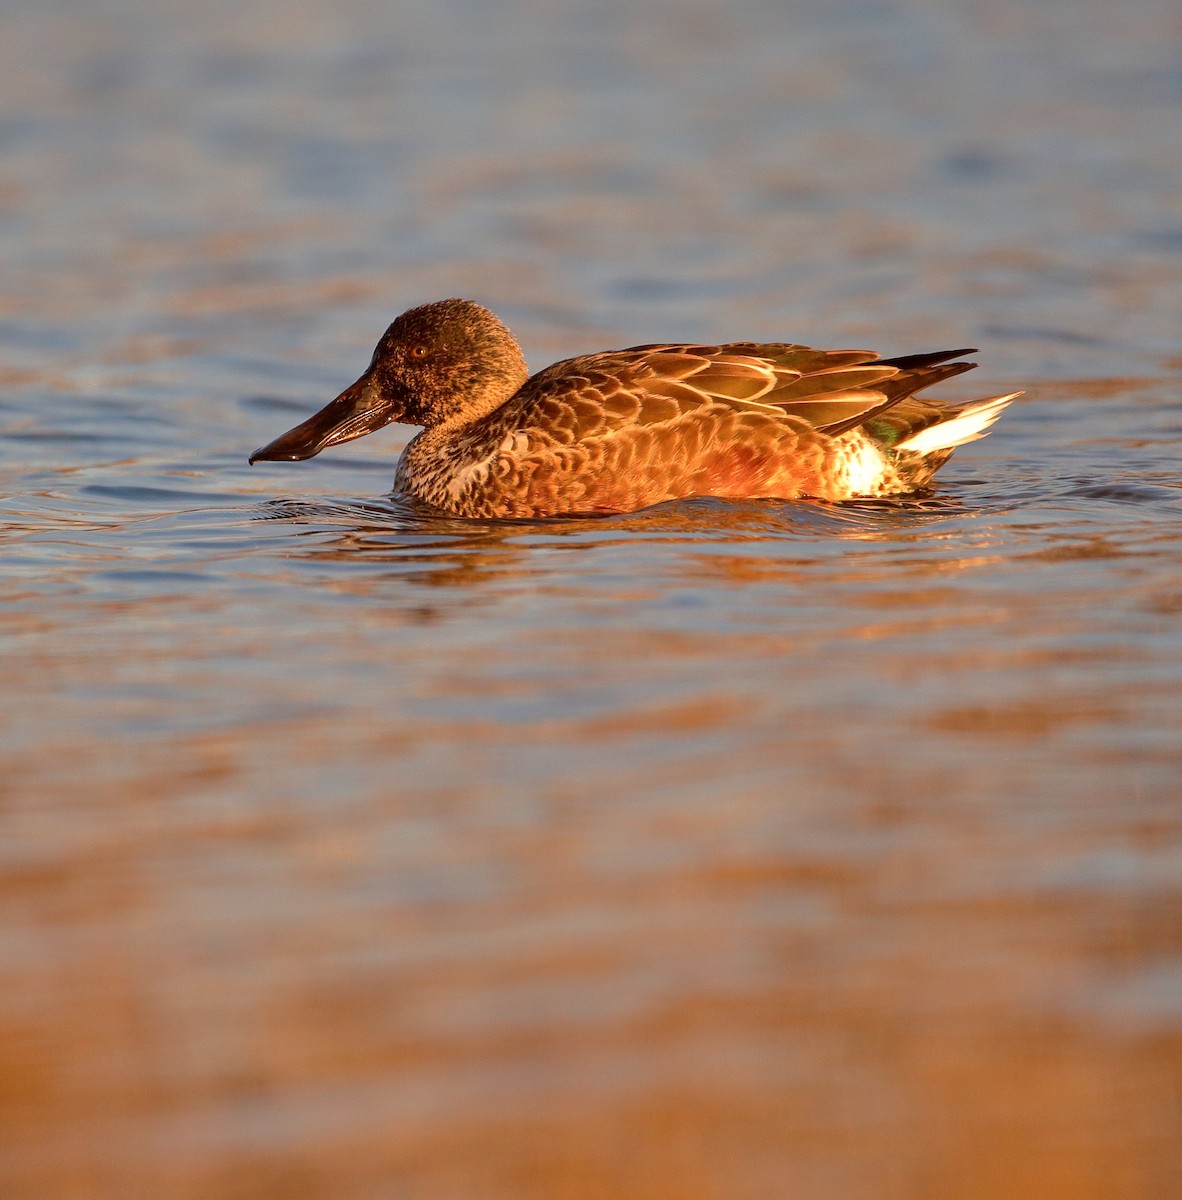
250,298,1019,518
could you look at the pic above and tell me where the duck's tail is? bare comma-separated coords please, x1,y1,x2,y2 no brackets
894,392,1021,454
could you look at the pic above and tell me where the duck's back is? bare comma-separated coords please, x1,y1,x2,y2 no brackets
396,342,1005,518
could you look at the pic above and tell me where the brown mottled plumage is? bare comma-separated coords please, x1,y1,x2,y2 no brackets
250,298,1019,518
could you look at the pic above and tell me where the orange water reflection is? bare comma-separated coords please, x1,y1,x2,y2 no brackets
2,763,1180,1200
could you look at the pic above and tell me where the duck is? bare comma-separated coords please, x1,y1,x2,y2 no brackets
249,298,1019,519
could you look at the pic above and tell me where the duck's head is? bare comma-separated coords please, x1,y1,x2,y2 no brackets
249,298,529,464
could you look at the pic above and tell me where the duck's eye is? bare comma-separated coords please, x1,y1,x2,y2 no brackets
411,344,428,359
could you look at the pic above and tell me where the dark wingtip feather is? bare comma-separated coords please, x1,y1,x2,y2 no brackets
877,348,977,371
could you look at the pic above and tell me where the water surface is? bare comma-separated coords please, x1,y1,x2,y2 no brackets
2,1,1181,1198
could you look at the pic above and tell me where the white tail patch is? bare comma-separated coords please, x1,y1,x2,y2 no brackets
895,392,1021,454
841,439,892,495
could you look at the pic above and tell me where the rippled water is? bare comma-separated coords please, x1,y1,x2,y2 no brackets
3,1,1182,1198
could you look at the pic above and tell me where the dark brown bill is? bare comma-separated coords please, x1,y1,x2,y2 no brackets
249,374,393,463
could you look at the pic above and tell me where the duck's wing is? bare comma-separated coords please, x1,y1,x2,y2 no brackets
515,343,979,443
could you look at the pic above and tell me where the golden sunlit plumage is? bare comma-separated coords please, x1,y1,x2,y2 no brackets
250,299,1018,518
